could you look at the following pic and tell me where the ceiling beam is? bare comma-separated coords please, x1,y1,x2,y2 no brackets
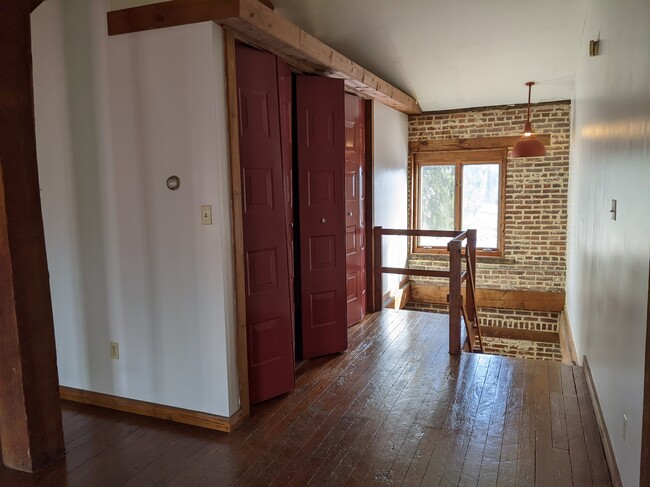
107,0,421,115
409,134,552,153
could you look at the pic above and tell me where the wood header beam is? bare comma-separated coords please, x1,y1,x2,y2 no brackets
409,134,552,153
107,0,421,115
410,284,565,312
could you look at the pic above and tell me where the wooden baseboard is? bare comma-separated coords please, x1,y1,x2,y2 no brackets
559,308,579,365
582,357,623,487
60,386,243,433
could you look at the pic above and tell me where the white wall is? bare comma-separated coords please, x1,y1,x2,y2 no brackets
31,0,239,417
566,0,650,484
373,102,410,294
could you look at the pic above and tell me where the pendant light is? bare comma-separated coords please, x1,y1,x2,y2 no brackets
511,81,546,158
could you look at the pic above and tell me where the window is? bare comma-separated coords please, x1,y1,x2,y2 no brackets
412,149,506,255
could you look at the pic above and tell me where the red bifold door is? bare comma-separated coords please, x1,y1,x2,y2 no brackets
236,45,295,404
295,76,348,359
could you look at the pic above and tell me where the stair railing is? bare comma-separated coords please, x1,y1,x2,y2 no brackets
373,226,483,355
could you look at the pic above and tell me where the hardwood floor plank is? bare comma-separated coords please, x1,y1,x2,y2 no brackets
239,312,434,487
457,356,505,487
397,353,469,487
438,355,497,486
351,318,450,485
552,447,573,486
533,361,553,487
514,360,536,486
293,315,449,487
548,363,569,450
573,366,612,486
265,312,439,486
417,353,487,486
0,310,612,487
300,313,439,486
496,358,525,486
476,357,513,487
562,364,593,487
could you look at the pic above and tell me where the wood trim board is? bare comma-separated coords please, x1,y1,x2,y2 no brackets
480,326,559,344
224,31,250,418
583,357,623,487
107,0,420,115
559,308,578,365
641,259,650,486
60,387,243,433
410,283,565,312
409,134,552,153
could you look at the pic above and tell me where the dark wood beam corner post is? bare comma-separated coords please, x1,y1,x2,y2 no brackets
466,229,477,323
373,227,383,312
0,2,65,472
448,239,462,355
641,258,650,486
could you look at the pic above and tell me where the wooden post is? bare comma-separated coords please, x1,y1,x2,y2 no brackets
0,3,65,472
373,226,383,312
466,229,477,322
448,239,462,355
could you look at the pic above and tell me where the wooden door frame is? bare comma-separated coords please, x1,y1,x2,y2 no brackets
0,1,65,472
224,32,378,416
641,258,650,485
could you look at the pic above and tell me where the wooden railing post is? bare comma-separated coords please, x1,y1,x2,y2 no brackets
466,229,477,323
373,226,383,311
448,239,462,355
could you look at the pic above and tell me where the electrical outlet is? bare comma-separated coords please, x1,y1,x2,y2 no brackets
110,342,120,360
623,414,628,442
201,205,213,225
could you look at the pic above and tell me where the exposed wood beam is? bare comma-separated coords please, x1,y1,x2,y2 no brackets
409,134,552,153
480,326,559,344
0,3,65,472
107,0,421,115
410,283,565,312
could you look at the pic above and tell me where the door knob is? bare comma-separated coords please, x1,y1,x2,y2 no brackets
347,212,353,216
321,217,327,223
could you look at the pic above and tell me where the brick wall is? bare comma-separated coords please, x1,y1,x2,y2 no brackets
408,102,571,292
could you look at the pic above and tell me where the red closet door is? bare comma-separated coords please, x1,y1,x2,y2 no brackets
236,45,294,404
295,76,348,359
344,93,367,326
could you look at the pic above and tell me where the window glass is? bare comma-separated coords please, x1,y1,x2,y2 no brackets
462,164,499,249
419,164,454,247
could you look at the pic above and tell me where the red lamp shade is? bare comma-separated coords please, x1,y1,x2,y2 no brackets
511,81,546,158
511,133,547,158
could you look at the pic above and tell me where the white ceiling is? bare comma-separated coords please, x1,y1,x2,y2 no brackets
273,0,589,111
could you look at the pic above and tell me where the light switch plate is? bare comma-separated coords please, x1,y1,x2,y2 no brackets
201,205,213,225
110,342,119,360
610,199,617,220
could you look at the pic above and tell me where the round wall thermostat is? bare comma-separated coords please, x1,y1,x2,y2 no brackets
166,175,181,191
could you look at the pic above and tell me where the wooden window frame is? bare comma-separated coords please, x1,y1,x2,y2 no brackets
411,149,507,257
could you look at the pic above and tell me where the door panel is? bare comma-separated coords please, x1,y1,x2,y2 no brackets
276,57,295,349
344,93,367,326
296,76,348,359
236,44,294,404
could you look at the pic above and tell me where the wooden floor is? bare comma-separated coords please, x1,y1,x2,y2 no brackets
0,310,611,486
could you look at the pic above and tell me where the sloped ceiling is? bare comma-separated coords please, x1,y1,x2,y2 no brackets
273,0,589,111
